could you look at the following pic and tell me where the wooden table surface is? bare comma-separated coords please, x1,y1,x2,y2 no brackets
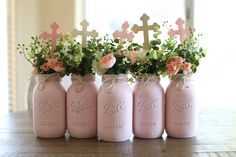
1,108,236,157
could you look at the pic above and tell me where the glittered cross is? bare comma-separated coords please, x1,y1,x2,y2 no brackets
41,22,61,51
112,21,134,41
168,18,195,43
71,20,98,47
131,14,159,51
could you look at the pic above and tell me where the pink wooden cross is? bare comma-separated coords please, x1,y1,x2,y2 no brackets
41,22,61,51
131,14,159,51
112,21,134,41
168,18,195,43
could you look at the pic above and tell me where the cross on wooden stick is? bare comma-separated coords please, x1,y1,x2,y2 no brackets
112,21,134,41
71,20,98,47
168,18,195,43
131,14,159,51
41,22,61,51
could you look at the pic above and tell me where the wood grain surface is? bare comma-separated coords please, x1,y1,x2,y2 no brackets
1,108,236,157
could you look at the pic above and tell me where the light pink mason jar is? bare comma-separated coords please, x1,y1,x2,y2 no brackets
33,74,66,138
165,74,198,138
133,75,164,138
67,74,97,138
97,74,133,142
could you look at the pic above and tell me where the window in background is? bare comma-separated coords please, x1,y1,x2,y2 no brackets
85,0,185,36
0,0,9,113
195,0,236,108
85,0,185,87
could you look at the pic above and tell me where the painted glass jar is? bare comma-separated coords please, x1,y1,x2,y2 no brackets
33,74,66,138
97,74,132,142
166,74,198,138
133,75,164,138
67,74,97,138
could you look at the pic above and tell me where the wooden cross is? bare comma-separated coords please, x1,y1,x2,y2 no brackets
131,14,159,51
41,22,61,51
168,18,195,43
71,20,98,47
112,21,134,41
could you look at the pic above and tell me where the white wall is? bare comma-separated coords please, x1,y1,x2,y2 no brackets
15,0,77,111
15,0,40,111
0,0,8,113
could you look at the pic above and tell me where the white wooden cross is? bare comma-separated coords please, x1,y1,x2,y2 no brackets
168,18,195,43
112,21,134,41
71,20,98,47
41,22,61,51
131,14,159,51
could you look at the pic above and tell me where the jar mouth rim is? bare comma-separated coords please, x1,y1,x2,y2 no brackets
37,73,61,81
71,73,95,77
170,74,193,81
102,74,128,82
136,75,160,81
71,74,96,81
102,74,127,76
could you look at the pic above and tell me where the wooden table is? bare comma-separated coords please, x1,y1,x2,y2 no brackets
1,108,236,157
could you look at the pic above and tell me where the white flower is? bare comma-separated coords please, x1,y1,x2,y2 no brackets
136,49,146,61
61,42,70,55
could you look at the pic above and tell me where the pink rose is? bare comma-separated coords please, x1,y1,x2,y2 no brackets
122,51,137,63
46,58,58,68
41,63,49,72
174,57,185,64
129,51,137,63
122,51,129,57
53,66,65,72
99,54,116,69
182,62,192,72
167,61,180,76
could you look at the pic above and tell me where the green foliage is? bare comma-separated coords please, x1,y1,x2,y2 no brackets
17,36,53,74
165,31,206,74
54,33,83,75
93,35,142,75
17,22,206,78
129,30,170,77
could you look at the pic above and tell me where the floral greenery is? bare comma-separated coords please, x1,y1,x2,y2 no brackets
53,33,84,75
17,36,66,76
164,28,206,75
80,37,102,75
56,34,103,76
17,20,206,78
92,35,142,75
129,29,172,77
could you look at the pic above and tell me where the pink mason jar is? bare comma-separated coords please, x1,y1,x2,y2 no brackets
165,74,198,138
97,74,132,142
67,74,97,138
133,75,164,138
33,74,66,138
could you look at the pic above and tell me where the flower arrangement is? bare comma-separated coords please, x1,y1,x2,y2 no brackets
17,36,68,76
17,18,206,79
52,33,87,76
164,20,206,77
92,22,142,75
17,30,99,77
129,29,171,77
78,37,102,76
